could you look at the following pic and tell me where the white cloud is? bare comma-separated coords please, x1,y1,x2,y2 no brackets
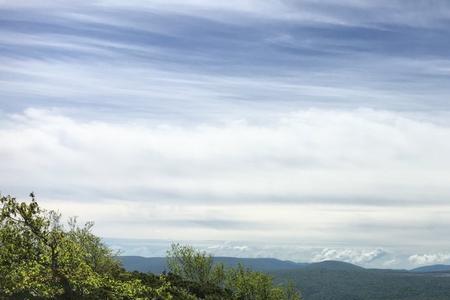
3,108,450,203
312,248,386,264
2,108,450,249
382,259,397,267
408,253,450,266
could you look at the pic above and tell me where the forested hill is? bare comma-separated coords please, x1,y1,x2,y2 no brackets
118,256,364,274
411,264,450,273
121,256,450,300
271,266,450,300
118,256,307,273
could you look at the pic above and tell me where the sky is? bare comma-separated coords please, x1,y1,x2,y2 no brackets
1,0,450,269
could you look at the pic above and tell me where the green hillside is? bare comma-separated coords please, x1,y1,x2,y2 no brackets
272,268,450,300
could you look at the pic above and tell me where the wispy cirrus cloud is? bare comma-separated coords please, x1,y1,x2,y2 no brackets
2,0,450,120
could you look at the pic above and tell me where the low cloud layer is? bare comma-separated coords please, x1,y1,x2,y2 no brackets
408,253,450,266
3,108,450,204
312,248,386,264
1,108,450,259
105,238,448,269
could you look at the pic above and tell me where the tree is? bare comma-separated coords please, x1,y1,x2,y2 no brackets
0,194,148,299
283,281,302,300
166,243,302,300
226,264,301,300
167,243,226,286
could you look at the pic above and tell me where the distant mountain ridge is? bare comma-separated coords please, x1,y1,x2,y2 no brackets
118,256,308,273
411,264,450,273
303,260,364,271
119,255,450,275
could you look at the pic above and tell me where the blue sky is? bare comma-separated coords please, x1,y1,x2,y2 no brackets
2,0,450,268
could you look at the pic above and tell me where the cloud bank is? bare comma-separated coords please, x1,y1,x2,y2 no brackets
312,248,386,264
3,108,450,204
408,253,450,266
1,108,450,257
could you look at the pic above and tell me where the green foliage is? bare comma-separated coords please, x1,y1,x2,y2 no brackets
128,272,192,300
167,243,226,286
283,281,302,300
226,264,301,300
226,264,279,299
0,194,148,299
167,244,302,300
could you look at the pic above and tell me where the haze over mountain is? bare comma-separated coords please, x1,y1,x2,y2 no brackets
118,255,449,274
118,256,306,274
411,264,450,273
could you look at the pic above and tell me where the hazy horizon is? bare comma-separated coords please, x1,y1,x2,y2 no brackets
2,0,450,270
104,237,450,270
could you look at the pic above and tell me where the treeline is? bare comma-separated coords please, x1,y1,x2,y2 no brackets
0,194,301,300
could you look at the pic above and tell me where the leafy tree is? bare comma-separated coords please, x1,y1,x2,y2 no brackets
283,281,302,300
0,194,148,299
167,243,226,286
166,244,302,300
129,272,206,300
226,264,301,300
